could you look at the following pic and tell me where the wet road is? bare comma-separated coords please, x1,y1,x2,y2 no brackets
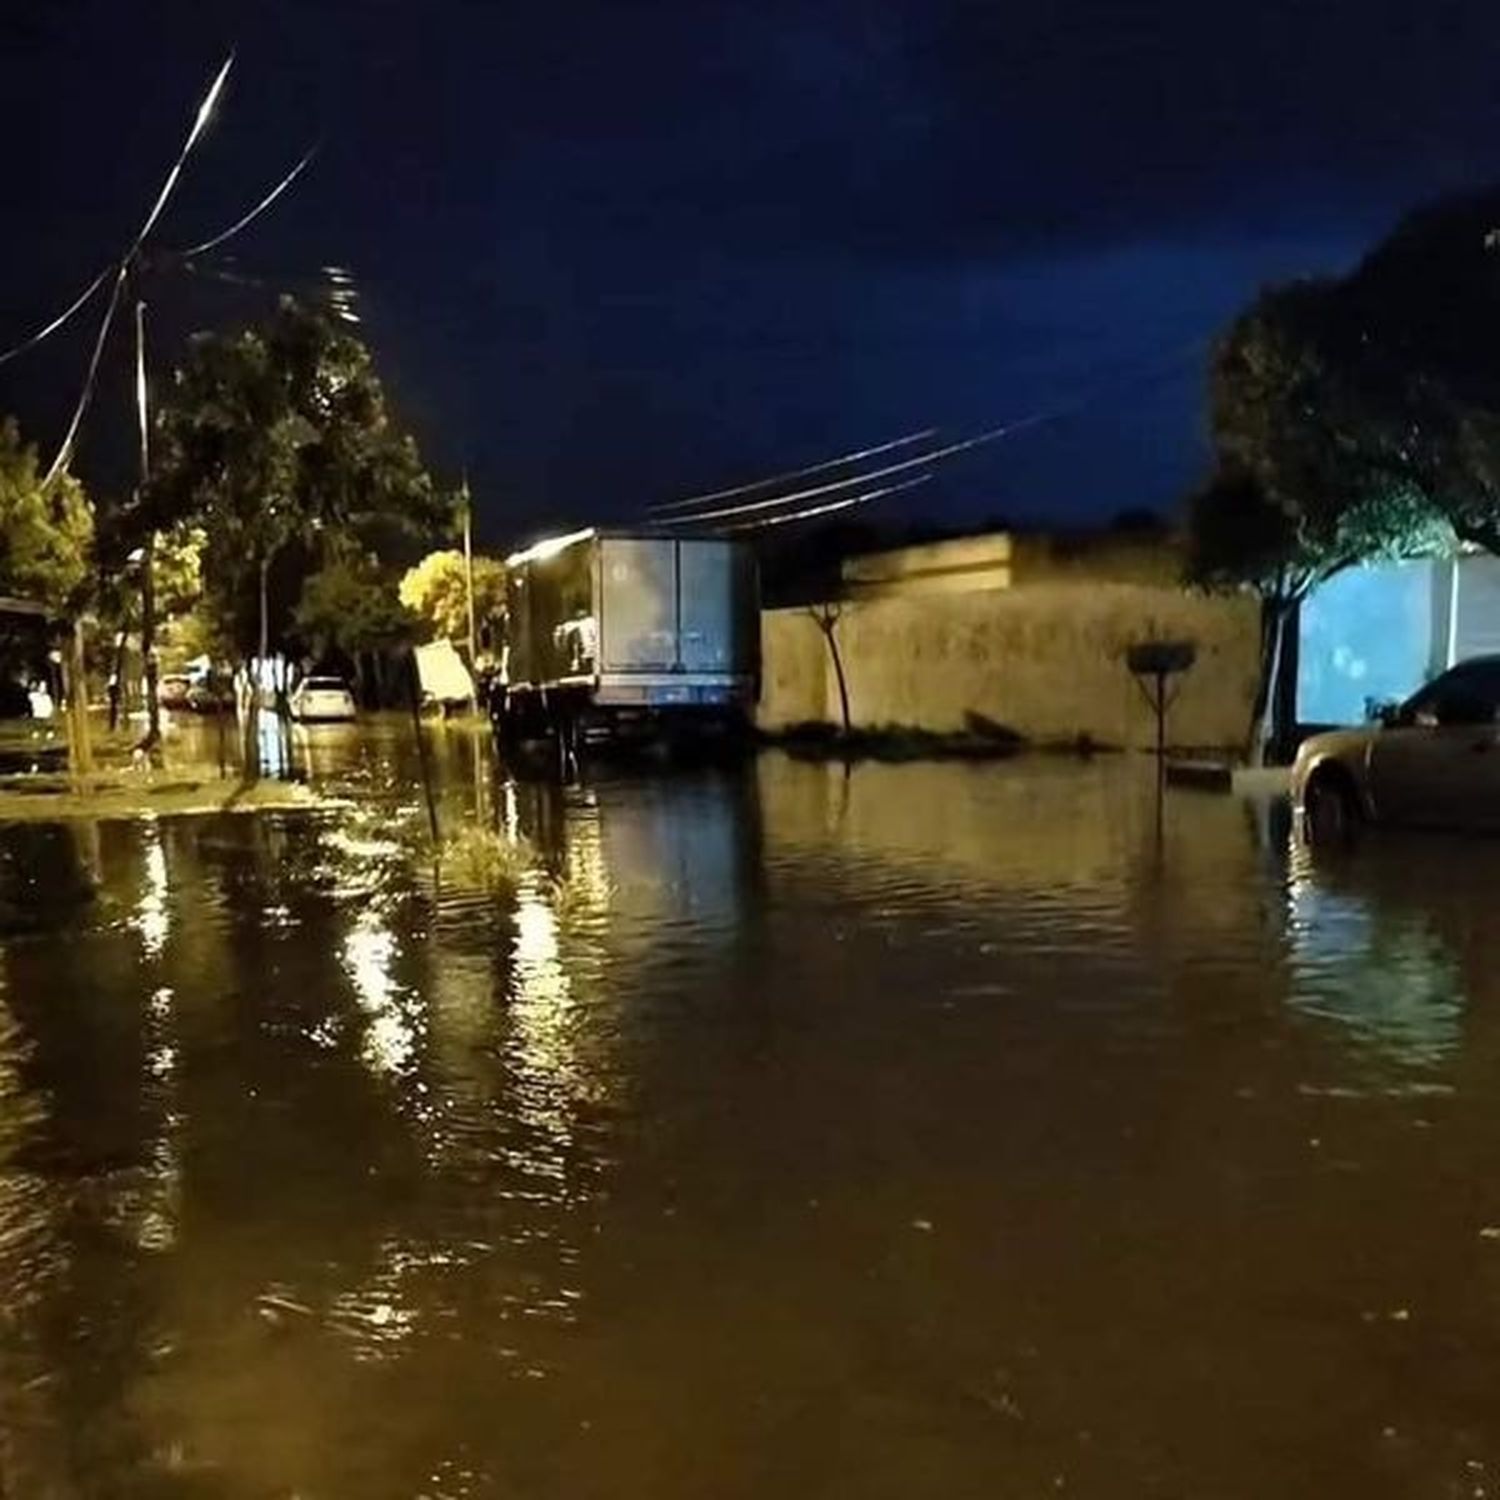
2,724,1500,1497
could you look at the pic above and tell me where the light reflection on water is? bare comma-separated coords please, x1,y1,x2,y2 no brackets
1,735,1499,1496
343,906,419,1079
133,820,170,958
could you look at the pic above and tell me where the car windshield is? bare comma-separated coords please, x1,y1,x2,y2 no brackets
304,678,347,691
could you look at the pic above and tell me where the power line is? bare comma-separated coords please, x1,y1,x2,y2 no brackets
41,265,130,487
655,412,1054,527
134,55,235,250
650,335,1207,530
174,145,318,259
648,428,938,514
0,264,114,368
42,54,235,484
723,472,934,532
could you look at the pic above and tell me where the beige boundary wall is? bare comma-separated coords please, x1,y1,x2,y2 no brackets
759,582,1261,752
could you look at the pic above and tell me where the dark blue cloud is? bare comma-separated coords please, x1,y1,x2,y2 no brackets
0,0,1492,538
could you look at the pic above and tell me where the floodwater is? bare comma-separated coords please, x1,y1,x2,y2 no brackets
2,724,1500,1498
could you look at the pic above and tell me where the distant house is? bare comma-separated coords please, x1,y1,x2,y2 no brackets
1298,552,1500,726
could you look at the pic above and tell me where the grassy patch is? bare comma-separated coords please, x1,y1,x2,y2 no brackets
439,825,539,892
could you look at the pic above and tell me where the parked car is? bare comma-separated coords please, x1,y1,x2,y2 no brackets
159,674,193,710
287,676,358,724
1293,655,1500,841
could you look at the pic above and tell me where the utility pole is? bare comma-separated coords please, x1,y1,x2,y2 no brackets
462,472,479,714
134,289,161,752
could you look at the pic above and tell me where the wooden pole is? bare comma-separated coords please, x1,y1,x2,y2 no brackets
462,474,479,715
134,293,162,752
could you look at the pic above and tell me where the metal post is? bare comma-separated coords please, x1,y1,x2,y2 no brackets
134,294,161,750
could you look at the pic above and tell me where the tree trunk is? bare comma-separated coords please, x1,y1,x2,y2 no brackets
108,626,128,731
371,650,388,709
243,553,272,779
1247,597,1298,767
65,618,93,781
239,654,257,778
259,552,271,663
815,615,851,736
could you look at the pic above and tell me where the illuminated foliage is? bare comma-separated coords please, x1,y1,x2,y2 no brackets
398,549,507,648
0,418,93,612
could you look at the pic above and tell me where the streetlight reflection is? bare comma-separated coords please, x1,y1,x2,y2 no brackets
342,908,418,1078
134,821,170,958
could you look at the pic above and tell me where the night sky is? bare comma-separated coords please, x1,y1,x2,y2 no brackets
1,0,1495,545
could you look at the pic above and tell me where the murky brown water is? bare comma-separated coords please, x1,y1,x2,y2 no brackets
2,724,1499,1498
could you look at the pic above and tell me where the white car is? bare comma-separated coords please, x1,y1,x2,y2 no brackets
1293,655,1500,841
288,676,358,724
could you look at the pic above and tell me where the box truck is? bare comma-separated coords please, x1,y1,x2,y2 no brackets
497,529,758,745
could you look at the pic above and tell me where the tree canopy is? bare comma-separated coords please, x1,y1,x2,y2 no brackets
1197,186,1500,590
398,548,507,650
294,552,416,662
150,297,453,658
0,418,93,613
1205,280,1450,597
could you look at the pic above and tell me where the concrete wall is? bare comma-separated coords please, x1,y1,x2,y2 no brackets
759,583,1260,751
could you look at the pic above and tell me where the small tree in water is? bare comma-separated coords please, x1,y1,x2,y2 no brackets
807,600,852,737
0,418,93,612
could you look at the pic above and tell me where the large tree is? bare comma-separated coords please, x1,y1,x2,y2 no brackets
0,418,93,613
1193,279,1451,758
151,297,453,670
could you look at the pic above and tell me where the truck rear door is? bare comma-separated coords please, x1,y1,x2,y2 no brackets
677,540,736,673
599,538,678,672
677,540,757,674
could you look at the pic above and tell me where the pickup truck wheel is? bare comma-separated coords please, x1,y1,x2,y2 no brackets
1304,768,1361,847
